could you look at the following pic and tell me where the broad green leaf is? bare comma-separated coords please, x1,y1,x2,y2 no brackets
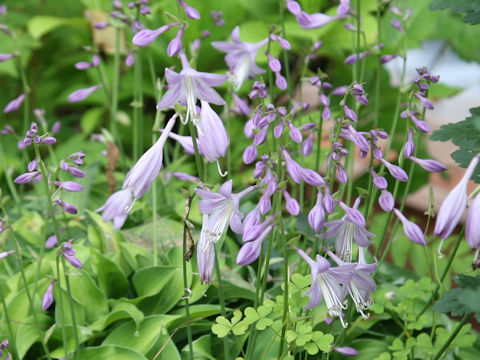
120,242,154,270
311,331,333,352
90,249,128,298
181,335,215,360
132,266,177,297
429,0,480,25
12,211,44,246
81,107,104,135
90,301,144,332
16,314,50,359
49,325,94,358
73,345,147,360
28,16,68,39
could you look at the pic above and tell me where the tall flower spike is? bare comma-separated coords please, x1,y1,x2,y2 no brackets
157,53,228,125
295,247,354,328
434,154,480,239
196,180,256,283
211,26,268,90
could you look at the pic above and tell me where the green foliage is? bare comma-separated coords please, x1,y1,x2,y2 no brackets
429,0,480,25
431,107,480,183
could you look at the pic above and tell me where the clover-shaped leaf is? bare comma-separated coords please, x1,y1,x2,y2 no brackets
304,342,319,355
311,331,333,352
285,330,297,343
407,314,429,331
211,310,248,338
243,305,273,330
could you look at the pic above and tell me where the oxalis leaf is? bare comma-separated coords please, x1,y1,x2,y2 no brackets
430,107,480,183
429,0,480,25
211,310,249,338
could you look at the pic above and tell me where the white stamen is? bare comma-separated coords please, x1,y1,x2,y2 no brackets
216,160,228,177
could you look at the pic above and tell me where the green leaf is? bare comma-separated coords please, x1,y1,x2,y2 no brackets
16,314,50,359
429,0,480,25
311,331,333,352
90,249,128,298
431,107,480,183
81,107,104,135
49,325,94,357
211,311,248,338
132,266,177,297
90,301,144,332
73,345,147,360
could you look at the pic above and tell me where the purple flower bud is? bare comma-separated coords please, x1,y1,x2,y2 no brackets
167,25,185,57
287,121,302,143
67,166,85,178
33,135,41,144
253,161,266,178
46,234,58,248
286,0,302,16
336,163,348,183
132,24,173,47
259,192,272,214
64,254,82,268
275,71,287,90
320,93,330,106
302,168,325,186
355,94,369,105
302,132,314,156
55,181,84,192
237,225,274,265
94,21,109,29
466,193,480,249
18,139,27,149
42,281,55,310
274,121,284,138
282,147,303,183
140,5,151,14
415,94,434,110
68,85,102,103
41,137,56,145
323,186,335,213
410,156,446,172
55,200,78,214
282,189,300,215
244,119,255,139
28,158,38,172
14,171,41,184
231,93,251,115
51,121,61,134
4,93,26,113
0,4,6,15
60,161,69,172
0,250,14,259
379,190,394,212
339,200,366,226
370,169,388,190
393,208,427,245
267,52,281,72
0,53,13,62
334,347,358,356
344,23,356,31
390,19,404,32
381,159,408,182
404,128,415,158
332,86,348,96
343,105,357,122
308,192,325,232
75,61,91,70
180,0,200,19
411,114,431,133
322,106,331,121
125,52,135,67
243,144,258,164
373,146,383,160
254,126,269,146
381,54,398,64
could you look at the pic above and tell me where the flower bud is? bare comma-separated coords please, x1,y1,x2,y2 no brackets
243,144,257,164
42,281,55,310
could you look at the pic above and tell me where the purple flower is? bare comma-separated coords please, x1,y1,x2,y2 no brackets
466,193,480,249
46,234,58,248
323,186,335,213
381,159,408,182
379,190,394,212
393,208,426,245
164,131,200,155
298,12,341,29
409,156,447,173
287,121,302,143
97,189,133,230
243,144,258,164
308,192,325,232
125,52,135,67
14,171,42,184
123,115,177,199
0,250,14,260
282,189,300,215
0,53,13,62
157,53,228,124
55,181,84,192
334,347,358,356
281,147,302,183
4,93,26,113
231,92,251,115
132,24,173,47
197,101,229,162
75,61,91,70
343,105,357,122
390,19,404,32
62,242,82,268
196,180,255,283
286,0,301,16
165,171,199,183
302,132,314,156
404,128,415,158
212,26,268,90
370,169,388,190
415,93,434,110
42,281,55,310
68,85,102,103
167,25,185,57
320,198,374,261
274,71,287,90
236,224,274,266
54,200,78,214
295,248,354,327
94,21,109,29
302,168,325,186
179,0,200,20
337,0,351,17
434,154,480,239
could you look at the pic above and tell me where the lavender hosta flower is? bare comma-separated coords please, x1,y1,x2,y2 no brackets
302,132,314,156
411,115,431,133
404,128,415,158
334,347,358,356
327,248,377,319
236,225,274,265
179,0,200,19
274,121,284,138
282,189,300,215
165,171,200,183
165,131,201,155
380,54,398,64
322,106,331,121
68,85,102,103
466,193,480,249
14,171,42,184
231,92,251,115
259,192,272,214
287,121,302,143
269,33,291,50
97,189,133,230
94,21,109,29
54,200,78,214
308,192,325,232
370,169,388,190
302,168,325,186
132,24,173,47
274,71,287,90
0,53,13,62
336,163,348,183
0,250,14,260
342,125,370,152
55,181,84,192
167,25,185,57
254,126,269,146
157,53,228,124
295,248,354,327
390,19,405,32
75,61,91,70
211,26,268,90
62,243,82,268
409,156,447,173
197,101,229,162
51,121,61,134
298,12,342,29
415,93,434,110
393,208,427,245
321,199,374,262
125,52,135,67
196,180,255,283
46,234,58,248
343,105,357,122
345,51,370,65
381,159,408,182
379,190,394,212
281,147,302,183
434,154,480,239
266,52,281,72
41,136,56,145
42,281,55,310
323,186,335,213
243,144,258,164
4,93,26,113
27,158,38,172
286,0,302,16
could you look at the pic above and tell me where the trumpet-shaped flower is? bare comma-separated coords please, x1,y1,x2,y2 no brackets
296,248,354,327
212,26,268,90
197,101,230,162
157,53,228,125
320,198,374,262
434,154,480,239
466,193,480,249
196,180,256,283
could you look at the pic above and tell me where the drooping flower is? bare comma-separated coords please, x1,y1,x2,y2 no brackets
179,0,200,20
320,198,374,262
132,24,174,47
62,242,82,269
295,247,354,327
196,180,256,283
196,101,230,163
466,193,480,250
409,156,447,173
393,208,427,245
67,85,102,103
211,26,268,90
156,53,228,125
434,154,480,239
4,93,26,113
42,281,55,310
236,224,274,266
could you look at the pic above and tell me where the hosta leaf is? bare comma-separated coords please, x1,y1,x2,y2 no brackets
429,0,480,25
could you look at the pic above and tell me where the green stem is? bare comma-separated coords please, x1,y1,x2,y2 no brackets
0,140,21,205
133,49,144,160
432,315,468,360
56,256,68,360
61,257,80,353
182,216,193,360
279,0,292,104
0,279,17,359
110,27,122,156
214,250,229,360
